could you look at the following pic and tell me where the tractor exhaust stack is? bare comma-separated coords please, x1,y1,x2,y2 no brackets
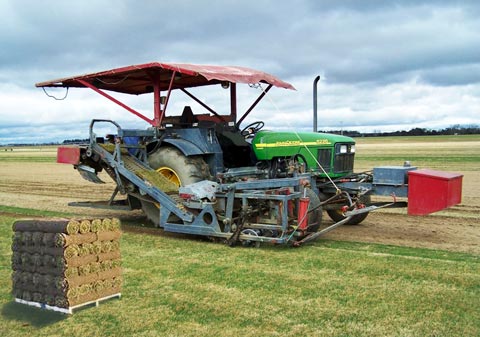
313,75,320,132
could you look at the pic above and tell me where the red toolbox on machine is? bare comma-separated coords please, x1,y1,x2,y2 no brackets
407,169,463,215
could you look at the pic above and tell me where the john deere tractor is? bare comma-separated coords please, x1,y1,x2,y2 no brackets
37,62,460,246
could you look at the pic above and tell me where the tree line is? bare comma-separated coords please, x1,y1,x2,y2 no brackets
2,124,478,147
321,124,480,137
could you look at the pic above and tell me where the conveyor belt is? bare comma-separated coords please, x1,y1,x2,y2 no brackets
122,156,178,193
99,144,178,193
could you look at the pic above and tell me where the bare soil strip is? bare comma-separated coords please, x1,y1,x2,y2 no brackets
1,146,478,254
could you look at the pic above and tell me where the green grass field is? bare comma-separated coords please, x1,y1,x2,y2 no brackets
354,134,479,143
353,134,479,171
0,207,479,337
0,146,57,163
0,136,479,336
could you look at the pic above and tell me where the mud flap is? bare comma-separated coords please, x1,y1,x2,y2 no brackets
77,165,105,184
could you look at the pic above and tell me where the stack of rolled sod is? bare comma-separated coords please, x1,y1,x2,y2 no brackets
11,218,122,309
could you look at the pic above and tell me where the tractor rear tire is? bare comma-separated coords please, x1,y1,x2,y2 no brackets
326,195,371,225
141,146,211,226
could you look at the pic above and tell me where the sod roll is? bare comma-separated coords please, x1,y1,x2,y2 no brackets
12,217,123,311
54,232,97,247
79,220,91,234
13,219,80,235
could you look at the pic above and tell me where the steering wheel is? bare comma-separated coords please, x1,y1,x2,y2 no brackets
240,121,264,136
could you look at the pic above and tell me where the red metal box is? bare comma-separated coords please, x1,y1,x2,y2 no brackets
407,169,463,215
57,146,80,165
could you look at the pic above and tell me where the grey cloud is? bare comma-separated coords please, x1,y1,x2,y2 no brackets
287,3,480,85
3,0,479,86
1,0,479,143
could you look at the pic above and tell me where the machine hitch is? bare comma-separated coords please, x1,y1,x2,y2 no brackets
293,216,353,247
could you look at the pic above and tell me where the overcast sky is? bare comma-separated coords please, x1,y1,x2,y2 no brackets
1,0,479,144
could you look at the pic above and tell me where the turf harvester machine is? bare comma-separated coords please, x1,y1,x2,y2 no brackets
36,62,463,247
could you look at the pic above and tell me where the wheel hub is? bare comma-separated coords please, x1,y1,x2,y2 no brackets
156,166,181,187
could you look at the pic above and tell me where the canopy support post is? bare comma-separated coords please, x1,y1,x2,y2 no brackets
237,84,272,126
180,88,227,122
153,76,162,127
230,83,237,124
76,79,155,126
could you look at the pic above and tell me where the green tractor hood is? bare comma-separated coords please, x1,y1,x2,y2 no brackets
252,130,356,177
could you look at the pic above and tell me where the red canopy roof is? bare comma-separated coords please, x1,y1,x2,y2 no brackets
36,62,296,95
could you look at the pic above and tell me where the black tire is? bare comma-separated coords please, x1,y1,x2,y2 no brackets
148,147,211,185
304,188,323,232
326,194,371,225
141,146,211,226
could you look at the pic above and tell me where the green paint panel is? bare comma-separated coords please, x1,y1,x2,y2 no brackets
252,131,355,177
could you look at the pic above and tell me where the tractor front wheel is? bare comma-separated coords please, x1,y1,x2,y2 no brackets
325,194,371,225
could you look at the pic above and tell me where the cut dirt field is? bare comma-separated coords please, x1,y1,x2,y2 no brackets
0,138,479,254
322,137,480,254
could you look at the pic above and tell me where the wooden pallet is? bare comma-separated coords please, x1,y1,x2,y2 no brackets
14,293,121,314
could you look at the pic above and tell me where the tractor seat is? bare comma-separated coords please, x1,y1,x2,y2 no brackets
179,106,197,127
